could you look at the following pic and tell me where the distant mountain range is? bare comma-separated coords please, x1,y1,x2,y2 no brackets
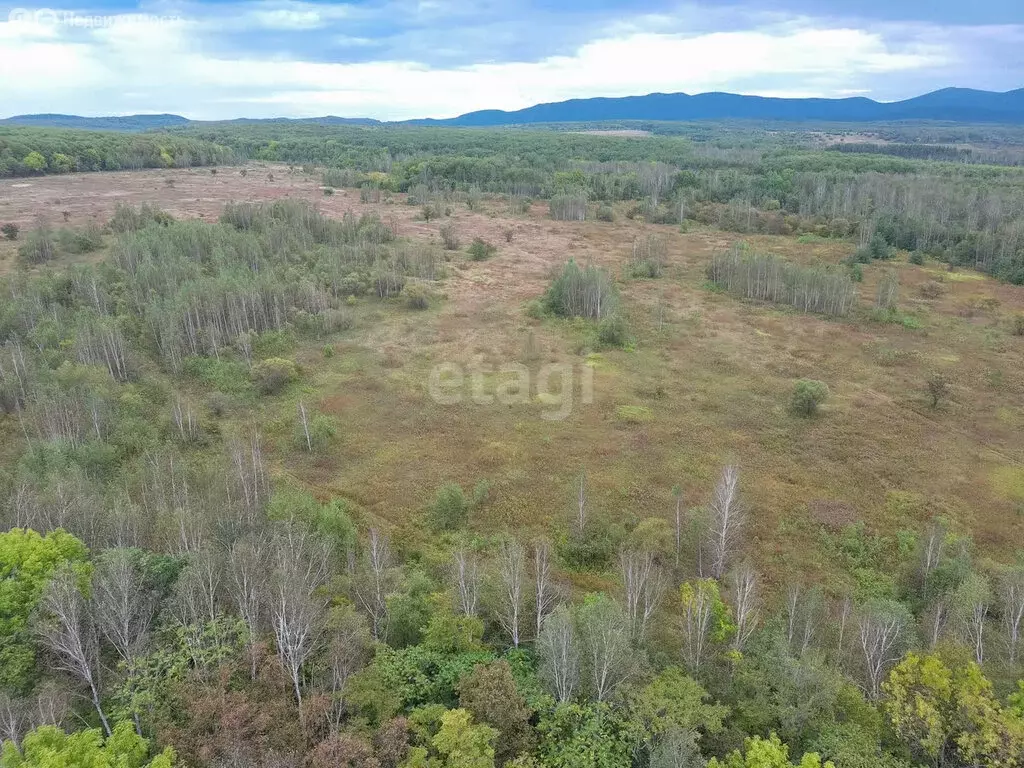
4,87,1024,130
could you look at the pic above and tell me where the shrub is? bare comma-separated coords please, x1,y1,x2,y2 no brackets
596,205,615,222
850,264,864,282
251,357,299,395
502,227,515,243
628,234,666,278
1,223,18,241
439,221,460,250
791,379,829,417
467,238,497,261
404,283,430,310
17,225,56,265
421,202,444,221
323,187,335,196
926,372,950,408
1012,314,1024,336
430,482,469,530
597,315,630,348
876,272,900,311
544,260,618,320
56,223,103,254
908,250,925,265
919,281,944,299
108,203,173,233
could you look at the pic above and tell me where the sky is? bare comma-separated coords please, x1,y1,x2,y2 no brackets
0,0,1021,120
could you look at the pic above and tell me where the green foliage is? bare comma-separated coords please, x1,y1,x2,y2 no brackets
791,380,829,417
1,721,176,768
709,248,856,317
17,225,57,265
596,314,630,348
595,204,615,222
22,152,47,173
250,357,299,395
429,482,470,531
543,260,618,320
1011,313,1024,337
458,661,535,765
882,653,1024,767
403,708,497,768
707,733,834,768
536,702,634,768
1,223,18,241
467,238,497,262
404,283,431,310
0,528,89,692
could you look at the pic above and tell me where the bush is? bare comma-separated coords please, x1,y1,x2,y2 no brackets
908,250,925,265
323,187,335,196
926,372,950,408
17,225,57,265
628,234,666,278
1,223,18,241
439,221,460,250
597,315,630,348
919,281,944,299
430,482,469,530
56,223,103,254
467,238,496,261
1012,314,1024,336
596,205,615,222
108,203,173,233
403,283,430,310
251,357,299,395
791,379,829,417
850,264,864,282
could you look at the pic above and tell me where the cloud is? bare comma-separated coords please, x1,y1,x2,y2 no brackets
0,1,1018,119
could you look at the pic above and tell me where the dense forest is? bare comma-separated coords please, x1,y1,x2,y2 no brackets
0,128,234,177
4,121,1024,283
1,178,1024,768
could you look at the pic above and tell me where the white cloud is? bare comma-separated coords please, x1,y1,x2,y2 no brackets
0,6,1002,120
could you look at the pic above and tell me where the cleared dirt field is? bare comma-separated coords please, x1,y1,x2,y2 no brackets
3,164,1024,592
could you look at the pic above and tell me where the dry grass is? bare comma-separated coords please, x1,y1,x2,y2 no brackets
3,167,1024,586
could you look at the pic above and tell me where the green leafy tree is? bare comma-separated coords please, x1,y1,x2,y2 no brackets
882,652,1024,767
22,152,47,173
536,702,634,768
707,733,834,768
458,660,535,765
1,721,175,768
0,529,89,692
403,708,497,768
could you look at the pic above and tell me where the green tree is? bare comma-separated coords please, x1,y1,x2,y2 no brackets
0,529,89,692
791,380,829,417
882,652,1024,767
458,660,535,765
403,708,497,768
536,702,634,768
1,721,175,768
707,733,834,768
22,152,47,173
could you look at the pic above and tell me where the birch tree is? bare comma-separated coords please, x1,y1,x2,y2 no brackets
35,569,110,735
493,539,527,648
268,523,332,729
537,605,578,703
707,464,744,580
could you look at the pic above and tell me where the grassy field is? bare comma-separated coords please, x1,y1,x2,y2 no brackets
3,164,1023,596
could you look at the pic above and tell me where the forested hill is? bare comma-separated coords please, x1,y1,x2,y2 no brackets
5,87,1024,129
429,87,1024,126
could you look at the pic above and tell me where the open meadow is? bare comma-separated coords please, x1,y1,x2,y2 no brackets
3,125,1024,768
